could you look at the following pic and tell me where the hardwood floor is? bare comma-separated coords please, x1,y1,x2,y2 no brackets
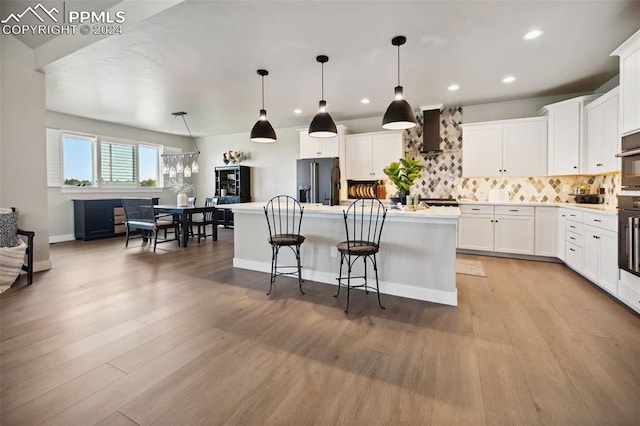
1,229,639,425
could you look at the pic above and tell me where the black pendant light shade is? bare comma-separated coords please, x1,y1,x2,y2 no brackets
250,69,277,143
309,55,338,138
382,36,417,130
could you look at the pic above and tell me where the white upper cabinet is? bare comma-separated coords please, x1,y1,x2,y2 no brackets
612,29,640,136
345,131,403,180
462,117,547,177
461,123,503,177
586,87,619,174
540,95,597,175
299,130,340,159
502,119,548,177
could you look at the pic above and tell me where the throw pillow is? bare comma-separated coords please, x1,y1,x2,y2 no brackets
0,208,20,248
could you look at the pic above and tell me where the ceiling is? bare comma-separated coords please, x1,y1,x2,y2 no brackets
38,0,640,137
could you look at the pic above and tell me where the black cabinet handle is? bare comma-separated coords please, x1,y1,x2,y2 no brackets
570,225,576,229
509,209,519,212
573,166,578,169
570,248,576,252
570,236,575,240
472,208,480,211
594,219,601,222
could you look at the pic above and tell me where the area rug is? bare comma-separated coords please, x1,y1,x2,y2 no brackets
456,258,487,277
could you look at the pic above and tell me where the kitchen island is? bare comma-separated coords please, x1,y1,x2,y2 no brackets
231,202,461,306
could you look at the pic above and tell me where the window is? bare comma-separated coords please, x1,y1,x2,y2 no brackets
139,145,159,187
62,133,96,186
46,129,164,190
101,141,136,185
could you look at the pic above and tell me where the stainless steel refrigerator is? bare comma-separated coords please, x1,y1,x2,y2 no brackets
296,157,340,206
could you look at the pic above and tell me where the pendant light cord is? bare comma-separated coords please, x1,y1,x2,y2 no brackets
321,61,325,100
174,113,200,154
397,44,401,86
261,75,265,110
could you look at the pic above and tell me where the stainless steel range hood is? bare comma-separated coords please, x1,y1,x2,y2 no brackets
420,105,442,155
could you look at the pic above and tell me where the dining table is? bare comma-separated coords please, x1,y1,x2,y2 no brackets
154,204,218,248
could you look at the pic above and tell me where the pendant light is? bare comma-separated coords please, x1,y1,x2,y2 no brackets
250,69,277,143
161,112,200,176
382,36,417,130
309,55,337,138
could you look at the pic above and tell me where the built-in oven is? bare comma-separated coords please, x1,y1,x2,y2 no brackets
618,196,640,276
618,131,640,189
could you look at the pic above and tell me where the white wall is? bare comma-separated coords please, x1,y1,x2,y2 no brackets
1,34,51,270
46,112,194,240
463,92,591,123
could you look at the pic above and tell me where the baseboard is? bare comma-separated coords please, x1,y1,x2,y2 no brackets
456,249,562,263
233,258,458,307
49,234,75,243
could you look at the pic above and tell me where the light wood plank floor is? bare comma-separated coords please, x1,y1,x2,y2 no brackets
1,229,639,425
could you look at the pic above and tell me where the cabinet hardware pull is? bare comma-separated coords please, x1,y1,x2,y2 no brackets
509,209,519,212
472,208,480,211
570,248,575,252
570,237,575,240
573,166,577,169
570,225,575,228
594,219,601,222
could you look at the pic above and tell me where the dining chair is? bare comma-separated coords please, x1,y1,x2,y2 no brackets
263,195,305,295
189,197,217,243
335,198,387,313
121,198,180,252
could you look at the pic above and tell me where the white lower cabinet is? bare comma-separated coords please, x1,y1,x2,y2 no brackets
458,213,494,251
458,205,534,255
535,207,557,257
563,209,618,296
494,213,534,254
565,242,583,271
618,270,640,314
557,208,567,261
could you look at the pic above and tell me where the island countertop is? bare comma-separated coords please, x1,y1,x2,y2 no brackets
231,202,461,223
232,201,460,307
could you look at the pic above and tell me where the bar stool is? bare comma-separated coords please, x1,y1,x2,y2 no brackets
263,195,305,295
335,198,387,313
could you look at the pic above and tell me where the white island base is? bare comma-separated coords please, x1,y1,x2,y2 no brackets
232,203,461,307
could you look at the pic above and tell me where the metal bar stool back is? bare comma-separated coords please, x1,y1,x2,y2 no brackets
335,198,387,313
263,195,305,295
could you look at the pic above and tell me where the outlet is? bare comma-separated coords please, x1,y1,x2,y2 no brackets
330,246,338,258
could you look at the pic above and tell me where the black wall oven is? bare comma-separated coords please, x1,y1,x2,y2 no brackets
618,131,640,189
618,196,640,276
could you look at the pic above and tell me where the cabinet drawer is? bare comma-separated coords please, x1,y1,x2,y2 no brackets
566,242,583,271
566,220,583,235
113,207,124,216
618,282,640,314
565,210,583,222
566,231,583,247
582,212,617,232
460,205,494,215
494,205,534,216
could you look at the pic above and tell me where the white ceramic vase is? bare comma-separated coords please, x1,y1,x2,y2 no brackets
177,193,187,207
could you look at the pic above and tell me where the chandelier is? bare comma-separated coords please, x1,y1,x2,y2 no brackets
161,112,200,178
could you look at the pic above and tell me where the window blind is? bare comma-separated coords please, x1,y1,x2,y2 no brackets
101,141,136,184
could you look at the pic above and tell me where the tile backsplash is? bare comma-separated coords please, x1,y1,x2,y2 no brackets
400,108,620,206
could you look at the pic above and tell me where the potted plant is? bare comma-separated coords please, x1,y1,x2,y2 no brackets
172,182,195,206
383,154,424,205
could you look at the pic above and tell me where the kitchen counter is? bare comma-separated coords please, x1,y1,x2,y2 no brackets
231,202,460,306
458,200,618,215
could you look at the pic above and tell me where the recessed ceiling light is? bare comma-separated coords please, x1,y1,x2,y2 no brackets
448,84,460,91
502,76,516,84
293,109,302,114
523,29,543,40
360,98,370,104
